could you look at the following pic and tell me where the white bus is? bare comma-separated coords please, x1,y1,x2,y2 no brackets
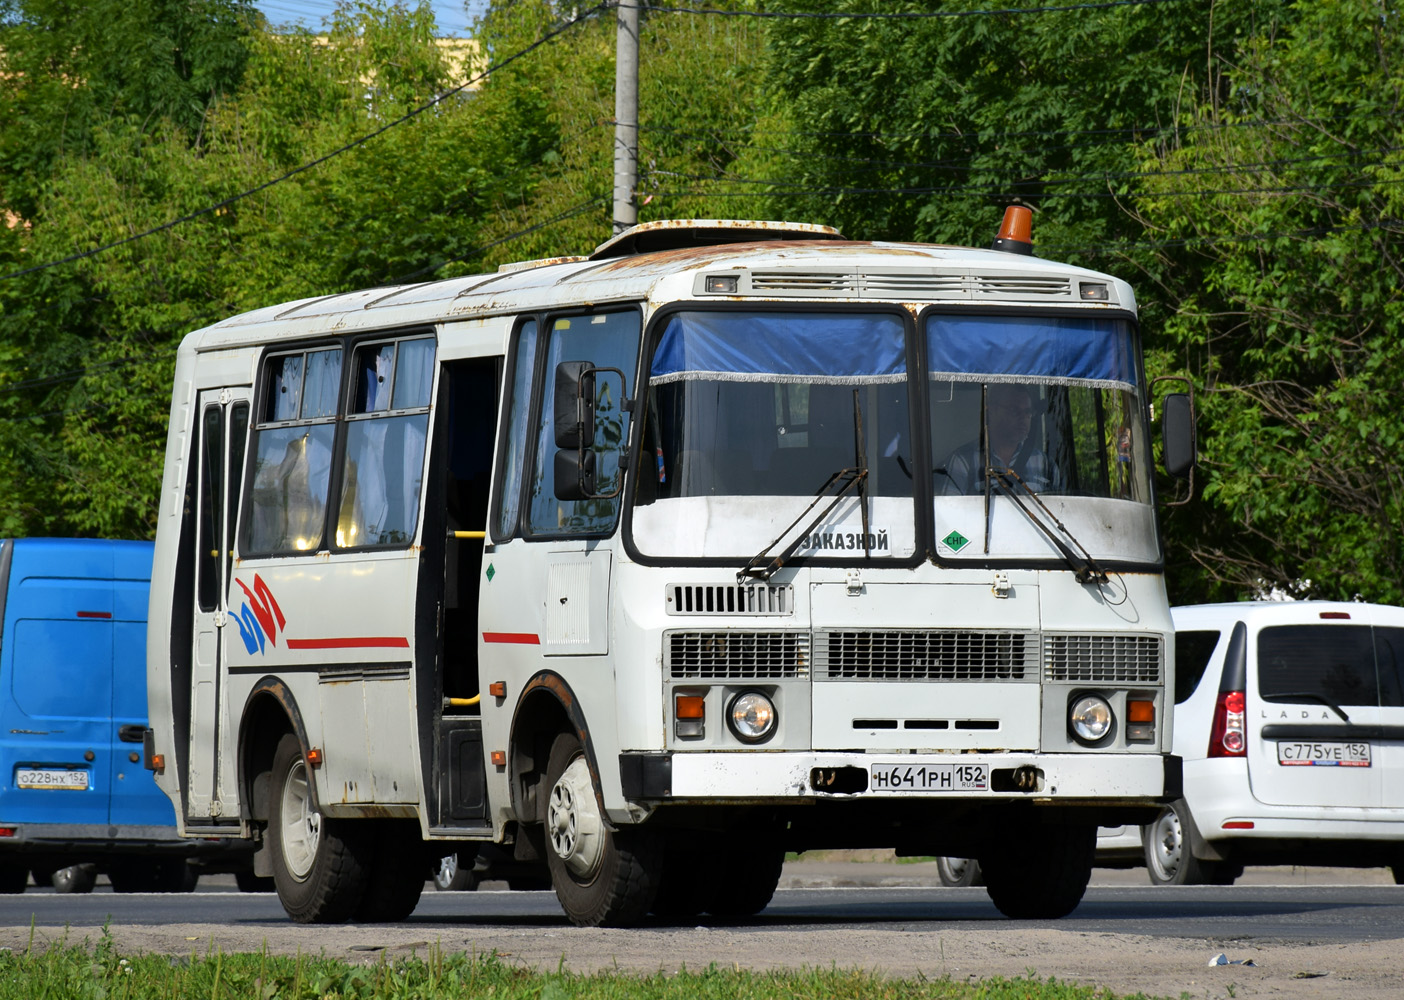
144,213,1194,926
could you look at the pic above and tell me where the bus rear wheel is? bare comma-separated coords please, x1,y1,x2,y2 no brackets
541,732,660,927
353,821,426,922
979,821,1094,919
268,733,371,923
706,840,784,917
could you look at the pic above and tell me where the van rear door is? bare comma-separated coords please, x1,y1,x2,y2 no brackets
0,540,119,828
1248,616,1384,808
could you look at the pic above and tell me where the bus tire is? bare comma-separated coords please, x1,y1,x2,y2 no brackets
353,821,426,922
268,733,371,923
235,869,276,893
541,732,660,927
979,822,1094,919
651,832,715,919
705,840,784,917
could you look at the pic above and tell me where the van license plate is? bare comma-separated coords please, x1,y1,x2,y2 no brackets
16,768,90,790
1276,742,1371,767
869,763,989,792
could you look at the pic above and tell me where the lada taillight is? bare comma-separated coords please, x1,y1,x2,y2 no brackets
1207,690,1247,758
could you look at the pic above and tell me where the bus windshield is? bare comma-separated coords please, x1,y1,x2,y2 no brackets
630,310,917,561
927,313,1159,564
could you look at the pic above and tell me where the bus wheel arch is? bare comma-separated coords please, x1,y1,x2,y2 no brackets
238,679,315,824
508,673,602,826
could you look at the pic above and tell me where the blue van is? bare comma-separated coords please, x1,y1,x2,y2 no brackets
0,538,250,892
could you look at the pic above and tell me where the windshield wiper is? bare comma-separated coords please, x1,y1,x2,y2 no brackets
739,390,872,583
737,465,867,582
987,467,1109,586
1268,692,1351,724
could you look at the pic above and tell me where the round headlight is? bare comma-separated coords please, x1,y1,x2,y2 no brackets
727,691,777,744
1069,694,1113,744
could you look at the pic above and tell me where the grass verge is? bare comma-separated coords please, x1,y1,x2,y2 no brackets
0,928,1176,1000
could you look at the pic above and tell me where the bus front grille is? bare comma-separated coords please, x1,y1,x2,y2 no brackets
666,631,809,679
1043,634,1162,684
813,630,1035,681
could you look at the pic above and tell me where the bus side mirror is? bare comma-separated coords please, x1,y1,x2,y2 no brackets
554,447,595,500
1161,392,1196,479
552,361,629,501
554,361,595,451
554,361,596,501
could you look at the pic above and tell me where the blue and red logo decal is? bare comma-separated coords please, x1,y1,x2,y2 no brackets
233,574,408,654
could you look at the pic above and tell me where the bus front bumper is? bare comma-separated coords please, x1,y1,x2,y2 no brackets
620,751,1180,804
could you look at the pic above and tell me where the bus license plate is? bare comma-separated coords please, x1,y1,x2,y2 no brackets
1276,742,1371,767
869,762,989,792
16,768,90,790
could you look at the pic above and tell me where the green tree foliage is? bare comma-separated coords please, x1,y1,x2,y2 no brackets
0,1,549,537
726,0,1290,257
0,0,256,219
0,1,762,537
1137,0,1404,603
459,0,766,265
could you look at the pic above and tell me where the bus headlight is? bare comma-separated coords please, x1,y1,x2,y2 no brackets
727,691,777,744
1069,694,1113,744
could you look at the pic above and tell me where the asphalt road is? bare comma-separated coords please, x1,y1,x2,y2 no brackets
0,864,1398,940
3,863,1401,1000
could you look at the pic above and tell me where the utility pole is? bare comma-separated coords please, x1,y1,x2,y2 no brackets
612,0,639,234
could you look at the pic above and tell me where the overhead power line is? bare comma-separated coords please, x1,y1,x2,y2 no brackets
0,2,613,283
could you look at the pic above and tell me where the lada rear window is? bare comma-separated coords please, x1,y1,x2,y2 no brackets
1257,625,1378,707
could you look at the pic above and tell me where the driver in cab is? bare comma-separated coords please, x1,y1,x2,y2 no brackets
939,382,1060,495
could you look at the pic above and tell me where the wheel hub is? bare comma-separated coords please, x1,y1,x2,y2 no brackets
546,756,603,880
279,758,321,881
1151,809,1183,879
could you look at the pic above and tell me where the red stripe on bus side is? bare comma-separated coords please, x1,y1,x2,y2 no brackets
77,611,113,619
285,637,410,649
483,632,540,645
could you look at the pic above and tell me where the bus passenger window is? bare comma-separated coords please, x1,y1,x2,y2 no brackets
246,347,341,555
336,337,436,548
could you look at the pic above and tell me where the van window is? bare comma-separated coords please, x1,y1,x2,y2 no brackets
1173,629,1220,704
1258,625,1379,707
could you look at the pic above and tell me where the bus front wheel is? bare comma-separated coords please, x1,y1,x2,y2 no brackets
541,732,660,927
268,733,371,923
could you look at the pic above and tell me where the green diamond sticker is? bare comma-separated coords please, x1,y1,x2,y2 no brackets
941,530,969,552
485,563,496,582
